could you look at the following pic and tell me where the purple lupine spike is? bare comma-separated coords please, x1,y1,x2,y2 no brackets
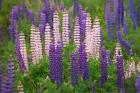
71,52,79,85
116,51,125,92
11,6,19,21
49,41,55,80
55,42,63,85
92,83,97,93
28,10,35,25
15,33,26,73
100,48,108,86
129,0,138,29
106,50,112,65
20,3,28,18
136,76,140,93
79,8,87,43
123,18,130,35
45,0,51,23
78,43,89,80
117,31,131,55
73,0,79,16
5,58,15,93
105,0,114,40
137,5,140,27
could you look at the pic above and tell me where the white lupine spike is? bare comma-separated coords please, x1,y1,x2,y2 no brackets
30,25,42,64
18,81,24,93
74,17,80,48
19,32,28,71
125,57,136,79
85,13,92,59
92,16,102,59
113,42,122,63
62,11,70,47
53,11,61,46
45,23,51,56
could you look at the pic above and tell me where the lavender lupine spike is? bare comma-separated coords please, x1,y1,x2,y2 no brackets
123,18,130,35
55,42,63,85
92,17,102,59
28,10,35,25
116,51,125,92
53,11,61,46
30,25,42,64
18,81,24,93
117,31,131,55
19,33,28,71
129,0,138,29
105,0,114,40
71,52,79,85
136,76,140,93
15,33,26,73
74,17,80,48
100,48,108,86
5,58,15,93
62,10,70,47
85,13,92,59
45,23,51,56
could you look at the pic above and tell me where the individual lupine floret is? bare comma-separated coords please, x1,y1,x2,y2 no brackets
18,32,28,71
5,58,15,93
74,17,80,48
71,52,79,85
53,11,61,46
44,23,51,56
116,51,125,92
125,57,136,79
18,81,24,93
30,25,42,64
136,76,140,93
62,10,70,47
92,17,102,59
100,48,108,86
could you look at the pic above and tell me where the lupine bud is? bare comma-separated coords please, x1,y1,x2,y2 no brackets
136,76,140,93
100,48,108,86
62,10,70,47
71,52,79,85
18,81,24,93
45,23,51,56
15,33,26,73
78,43,89,80
53,11,61,46
116,51,125,91
5,58,15,93
74,17,80,48
30,25,42,64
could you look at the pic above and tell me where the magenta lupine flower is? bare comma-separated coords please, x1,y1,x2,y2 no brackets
5,58,15,93
71,52,79,85
100,48,108,86
116,51,125,91
78,43,89,80
15,33,26,73
136,76,140,93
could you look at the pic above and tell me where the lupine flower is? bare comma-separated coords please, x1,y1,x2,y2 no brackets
136,76,140,93
11,6,19,21
28,10,35,25
20,3,28,18
74,17,80,48
18,81,24,93
116,51,125,91
129,0,138,29
62,10,70,47
53,11,61,46
45,0,51,23
5,58,15,93
78,43,89,80
79,6,87,43
117,31,131,55
105,0,114,40
30,25,42,64
92,17,102,59
92,83,97,93
106,50,112,65
100,48,108,86
45,23,51,56
123,18,130,35
71,52,79,85
73,0,79,16
15,33,26,73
